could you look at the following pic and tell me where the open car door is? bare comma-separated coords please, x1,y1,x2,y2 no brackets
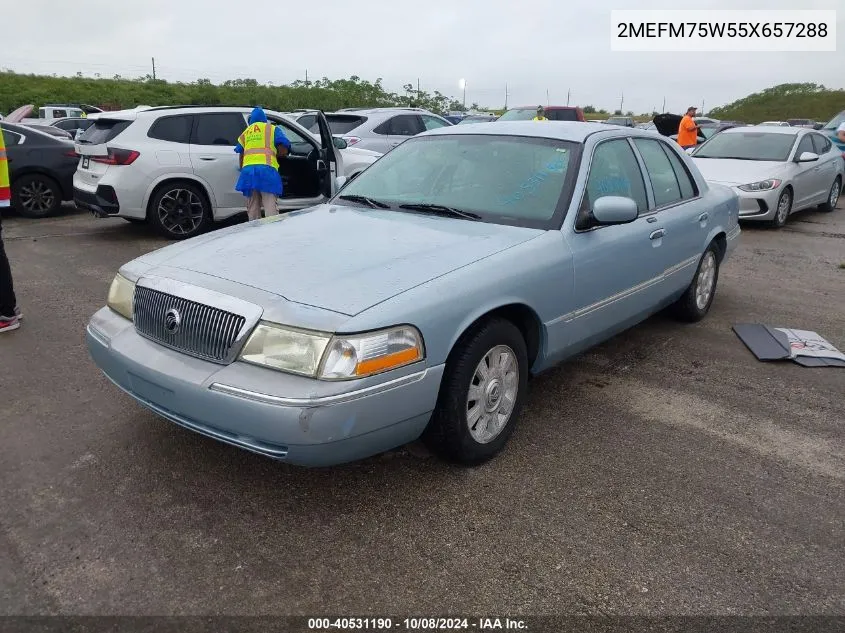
315,110,342,197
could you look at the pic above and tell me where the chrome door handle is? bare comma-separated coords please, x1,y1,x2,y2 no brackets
698,212,709,222
649,229,665,240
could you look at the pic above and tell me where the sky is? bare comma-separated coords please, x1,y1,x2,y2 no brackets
3,0,843,114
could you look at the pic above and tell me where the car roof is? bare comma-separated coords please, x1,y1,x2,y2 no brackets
420,120,651,142
509,105,579,110
722,125,801,135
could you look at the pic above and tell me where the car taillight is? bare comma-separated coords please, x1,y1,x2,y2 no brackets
92,149,140,166
343,136,361,146
64,150,79,158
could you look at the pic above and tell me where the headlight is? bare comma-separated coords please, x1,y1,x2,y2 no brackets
239,323,331,377
738,179,781,192
239,323,425,380
319,326,424,380
107,273,135,320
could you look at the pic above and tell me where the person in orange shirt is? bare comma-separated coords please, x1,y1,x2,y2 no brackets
677,106,700,149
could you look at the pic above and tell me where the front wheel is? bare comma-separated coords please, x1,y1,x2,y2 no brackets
423,318,528,466
819,177,841,212
672,243,720,323
148,182,211,240
770,187,792,228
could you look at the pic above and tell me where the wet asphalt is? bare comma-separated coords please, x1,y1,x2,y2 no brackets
0,201,843,616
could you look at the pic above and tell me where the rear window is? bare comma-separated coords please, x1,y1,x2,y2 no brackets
323,115,368,135
148,115,193,143
78,119,132,144
548,109,579,121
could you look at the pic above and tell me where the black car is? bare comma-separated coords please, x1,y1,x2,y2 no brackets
652,113,708,144
1,122,79,218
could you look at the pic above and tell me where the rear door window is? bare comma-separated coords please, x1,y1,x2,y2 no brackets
78,119,132,144
385,114,425,136
659,142,697,199
148,115,193,144
325,115,368,135
421,114,450,130
192,113,247,146
548,109,578,121
633,138,683,207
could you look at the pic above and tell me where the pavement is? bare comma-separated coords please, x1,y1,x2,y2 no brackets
1,201,843,616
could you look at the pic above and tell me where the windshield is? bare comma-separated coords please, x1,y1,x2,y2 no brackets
694,132,797,161
823,111,845,130
334,134,579,228
497,108,542,121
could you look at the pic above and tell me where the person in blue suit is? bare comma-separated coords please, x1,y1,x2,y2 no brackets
234,107,292,220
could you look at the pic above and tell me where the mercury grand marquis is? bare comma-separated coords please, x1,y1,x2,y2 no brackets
86,121,741,466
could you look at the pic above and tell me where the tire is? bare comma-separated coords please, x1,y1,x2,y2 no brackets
770,187,792,228
819,177,841,212
148,182,211,240
423,318,528,466
12,174,62,218
672,242,720,323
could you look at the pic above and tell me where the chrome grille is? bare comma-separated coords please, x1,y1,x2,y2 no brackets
133,286,246,363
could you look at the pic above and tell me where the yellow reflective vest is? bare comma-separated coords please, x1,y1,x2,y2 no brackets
533,116,548,121
0,131,10,208
238,122,279,170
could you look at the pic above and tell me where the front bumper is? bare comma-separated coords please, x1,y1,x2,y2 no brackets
86,307,444,466
734,187,780,221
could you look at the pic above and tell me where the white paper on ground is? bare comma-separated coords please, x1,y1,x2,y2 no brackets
774,328,845,361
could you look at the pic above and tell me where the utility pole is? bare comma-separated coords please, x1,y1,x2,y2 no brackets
417,78,420,104
662,96,666,112
620,91,624,113
566,89,570,106
151,57,156,80
546,89,550,106
305,69,309,86
504,83,508,110
701,99,705,116
463,82,466,109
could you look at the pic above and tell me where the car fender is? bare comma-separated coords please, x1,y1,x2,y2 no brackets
142,172,218,214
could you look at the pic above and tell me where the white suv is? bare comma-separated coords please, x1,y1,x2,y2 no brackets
73,106,379,239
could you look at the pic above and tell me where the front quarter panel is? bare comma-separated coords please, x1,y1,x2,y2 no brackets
338,231,574,372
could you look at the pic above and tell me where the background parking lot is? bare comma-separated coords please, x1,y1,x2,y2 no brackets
1,203,844,614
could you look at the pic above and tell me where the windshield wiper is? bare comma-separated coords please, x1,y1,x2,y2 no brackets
337,194,391,209
397,203,481,221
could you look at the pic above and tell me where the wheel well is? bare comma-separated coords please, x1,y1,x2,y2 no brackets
146,178,213,220
456,304,542,368
712,232,727,262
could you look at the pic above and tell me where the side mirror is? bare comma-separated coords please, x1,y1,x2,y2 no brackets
591,196,639,225
796,151,819,162
332,136,348,150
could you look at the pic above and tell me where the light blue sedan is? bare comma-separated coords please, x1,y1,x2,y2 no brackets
86,122,741,467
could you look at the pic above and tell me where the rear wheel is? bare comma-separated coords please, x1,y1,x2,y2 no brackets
423,318,528,465
672,242,720,323
12,174,62,218
770,187,792,228
148,182,211,240
819,177,841,212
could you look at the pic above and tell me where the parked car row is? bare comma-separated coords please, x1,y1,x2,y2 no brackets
72,106,383,239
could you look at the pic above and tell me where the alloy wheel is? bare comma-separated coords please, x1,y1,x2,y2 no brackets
157,188,205,235
19,180,56,214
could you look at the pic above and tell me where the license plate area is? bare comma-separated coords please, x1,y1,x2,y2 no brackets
81,156,90,169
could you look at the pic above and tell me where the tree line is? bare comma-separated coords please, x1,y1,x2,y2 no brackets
0,71,475,116
1,72,841,125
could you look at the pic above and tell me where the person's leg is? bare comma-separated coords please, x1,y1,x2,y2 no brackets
0,223,20,331
246,191,262,221
261,192,279,217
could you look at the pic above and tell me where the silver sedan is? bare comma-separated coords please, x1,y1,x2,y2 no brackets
691,126,844,227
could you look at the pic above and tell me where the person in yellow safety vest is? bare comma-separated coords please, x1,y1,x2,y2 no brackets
234,107,292,221
533,106,548,121
0,128,21,332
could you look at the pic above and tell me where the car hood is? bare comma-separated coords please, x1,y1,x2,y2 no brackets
134,204,543,316
5,104,33,123
692,158,788,186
